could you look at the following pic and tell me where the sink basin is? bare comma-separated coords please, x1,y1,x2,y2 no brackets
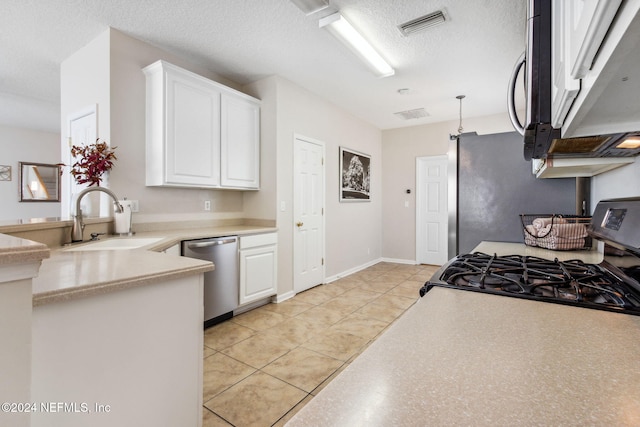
64,237,166,251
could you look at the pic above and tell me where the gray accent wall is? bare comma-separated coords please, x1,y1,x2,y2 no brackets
456,132,577,255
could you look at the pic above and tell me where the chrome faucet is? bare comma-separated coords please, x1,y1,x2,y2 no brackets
71,187,124,242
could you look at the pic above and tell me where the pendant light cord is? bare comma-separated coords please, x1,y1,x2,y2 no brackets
456,95,465,134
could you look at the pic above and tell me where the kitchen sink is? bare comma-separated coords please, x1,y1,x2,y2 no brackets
63,237,166,251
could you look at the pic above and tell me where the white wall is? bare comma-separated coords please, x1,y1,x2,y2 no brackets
0,92,59,133
247,76,382,296
0,124,60,221
591,158,640,206
381,113,517,262
60,28,250,224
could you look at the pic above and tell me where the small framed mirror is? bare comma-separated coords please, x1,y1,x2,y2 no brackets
19,162,61,202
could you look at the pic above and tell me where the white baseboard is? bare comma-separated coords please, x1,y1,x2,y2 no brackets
273,258,417,304
381,257,418,265
272,290,295,303
324,257,383,284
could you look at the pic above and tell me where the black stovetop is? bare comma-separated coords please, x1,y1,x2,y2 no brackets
420,252,640,316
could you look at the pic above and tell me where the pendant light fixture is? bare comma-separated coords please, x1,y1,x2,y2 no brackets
456,95,465,134
450,94,467,140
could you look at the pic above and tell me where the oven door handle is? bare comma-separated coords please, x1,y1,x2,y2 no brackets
508,51,526,136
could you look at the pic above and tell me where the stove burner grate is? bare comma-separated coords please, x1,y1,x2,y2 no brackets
423,252,640,314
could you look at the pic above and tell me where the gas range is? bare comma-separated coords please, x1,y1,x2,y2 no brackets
420,198,640,316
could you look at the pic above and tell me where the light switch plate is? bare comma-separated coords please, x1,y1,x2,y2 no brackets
120,200,139,212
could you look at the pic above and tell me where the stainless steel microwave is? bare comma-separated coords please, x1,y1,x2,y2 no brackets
507,0,640,161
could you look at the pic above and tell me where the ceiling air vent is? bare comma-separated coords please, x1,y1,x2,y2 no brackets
394,108,429,120
398,10,446,36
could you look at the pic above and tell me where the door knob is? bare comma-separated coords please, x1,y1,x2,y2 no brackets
296,222,303,227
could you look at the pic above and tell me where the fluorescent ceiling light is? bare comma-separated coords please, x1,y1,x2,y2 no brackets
319,12,395,78
289,0,329,16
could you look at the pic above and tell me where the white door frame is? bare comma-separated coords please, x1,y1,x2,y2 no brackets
416,155,449,265
65,104,98,218
293,134,326,293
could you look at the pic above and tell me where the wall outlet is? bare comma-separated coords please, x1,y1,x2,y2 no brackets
204,200,211,211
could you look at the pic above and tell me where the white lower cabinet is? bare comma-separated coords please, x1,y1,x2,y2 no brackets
239,233,277,305
162,243,181,256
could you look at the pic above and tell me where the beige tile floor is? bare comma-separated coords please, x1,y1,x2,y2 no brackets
202,262,439,427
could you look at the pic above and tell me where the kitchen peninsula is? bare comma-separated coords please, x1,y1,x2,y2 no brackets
0,220,275,427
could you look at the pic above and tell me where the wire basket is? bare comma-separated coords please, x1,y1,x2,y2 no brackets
520,214,592,251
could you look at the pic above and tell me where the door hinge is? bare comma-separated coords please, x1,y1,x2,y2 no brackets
322,257,324,265
322,157,324,165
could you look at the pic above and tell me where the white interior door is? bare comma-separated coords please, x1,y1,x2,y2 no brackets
416,155,448,265
293,135,325,293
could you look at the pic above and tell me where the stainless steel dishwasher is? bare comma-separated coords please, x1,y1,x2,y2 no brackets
181,236,238,328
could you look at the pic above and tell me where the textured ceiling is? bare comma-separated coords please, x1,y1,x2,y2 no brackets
0,0,526,132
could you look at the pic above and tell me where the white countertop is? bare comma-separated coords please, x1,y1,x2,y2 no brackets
473,240,604,263
288,288,640,426
0,233,49,265
0,225,276,306
32,249,212,306
52,224,277,253
287,242,640,426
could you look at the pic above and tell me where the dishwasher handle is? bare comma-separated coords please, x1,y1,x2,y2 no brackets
187,238,236,249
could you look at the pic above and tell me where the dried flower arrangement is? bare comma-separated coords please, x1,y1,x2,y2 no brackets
70,139,117,187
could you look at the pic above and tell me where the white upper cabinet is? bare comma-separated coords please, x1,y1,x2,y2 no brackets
567,0,622,80
144,61,221,187
552,0,640,137
221,94,260,189
143,60,260,189
551,0,581,128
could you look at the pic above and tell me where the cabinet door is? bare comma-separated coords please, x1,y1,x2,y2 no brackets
551,0,580,128
552,0,622,128
165,70,221,187
162,244,181,256
239,245,277,305
220,94,260,189
567,0,621,79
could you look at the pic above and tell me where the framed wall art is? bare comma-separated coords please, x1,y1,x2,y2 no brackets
340,147,370,202
19,162,61,202
0,165,11,181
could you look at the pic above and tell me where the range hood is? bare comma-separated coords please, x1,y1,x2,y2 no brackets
532,157,635,178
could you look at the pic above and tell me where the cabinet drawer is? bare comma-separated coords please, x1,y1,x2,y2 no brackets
240,233,277,249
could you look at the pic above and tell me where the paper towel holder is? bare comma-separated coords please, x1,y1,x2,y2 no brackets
114,199,135,236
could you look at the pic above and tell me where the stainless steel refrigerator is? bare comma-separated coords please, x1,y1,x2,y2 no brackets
449,131,579,256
